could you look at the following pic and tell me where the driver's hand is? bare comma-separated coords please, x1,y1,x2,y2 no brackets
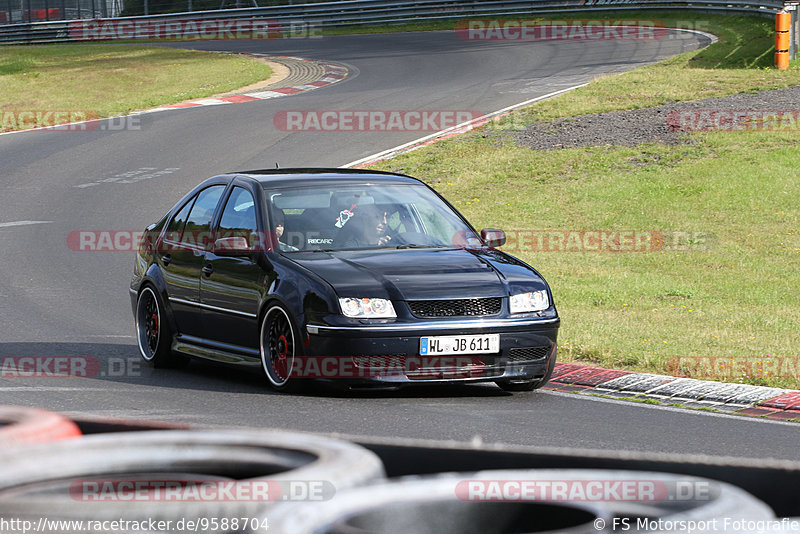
377,235,392,246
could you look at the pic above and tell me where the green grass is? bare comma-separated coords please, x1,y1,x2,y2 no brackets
320,20,465,36
326,12,800,118
0,11,784,133
0,45,271,129
599,395,663,406
369,14,800,389
492,12,800,124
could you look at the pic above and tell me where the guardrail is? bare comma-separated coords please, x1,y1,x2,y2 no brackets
0,0,791,44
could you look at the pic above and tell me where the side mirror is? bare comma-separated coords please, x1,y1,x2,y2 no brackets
213,236,252,256
481,228,506,248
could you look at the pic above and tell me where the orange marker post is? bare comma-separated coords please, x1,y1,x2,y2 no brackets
776,10,791,70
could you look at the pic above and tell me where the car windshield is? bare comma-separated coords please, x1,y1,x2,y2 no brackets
265,182,480,252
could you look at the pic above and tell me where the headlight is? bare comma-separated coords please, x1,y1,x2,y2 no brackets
339,297,396,318
509,291,549,313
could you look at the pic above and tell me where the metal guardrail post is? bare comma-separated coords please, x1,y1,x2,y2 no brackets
785,1,799,59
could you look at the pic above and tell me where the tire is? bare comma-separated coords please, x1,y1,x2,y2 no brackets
263,469,774,534
135,286,188,369
0,429,386,533
0,406,81,445
496,345,557,392
260,303,300,392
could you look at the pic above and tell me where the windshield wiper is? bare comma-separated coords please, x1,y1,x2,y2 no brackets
394,244,448,249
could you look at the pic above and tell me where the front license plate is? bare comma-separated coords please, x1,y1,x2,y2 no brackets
420,334,500,356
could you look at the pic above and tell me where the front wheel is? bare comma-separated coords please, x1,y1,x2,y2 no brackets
260,304,300,392
496,347,557,392
135,286,187,368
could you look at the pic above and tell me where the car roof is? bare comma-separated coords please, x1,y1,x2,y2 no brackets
227,168,422,188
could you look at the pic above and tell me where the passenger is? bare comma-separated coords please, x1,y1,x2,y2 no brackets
272,209,298,252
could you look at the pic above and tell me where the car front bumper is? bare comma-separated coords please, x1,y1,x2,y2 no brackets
299,316,559,386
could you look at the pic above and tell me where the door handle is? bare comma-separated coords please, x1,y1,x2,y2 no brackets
202,264,214,277
162,254,171,266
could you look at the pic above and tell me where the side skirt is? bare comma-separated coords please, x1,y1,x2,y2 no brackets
172,335,261,366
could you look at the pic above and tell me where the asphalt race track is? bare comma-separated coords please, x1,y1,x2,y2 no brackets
3,29,797,461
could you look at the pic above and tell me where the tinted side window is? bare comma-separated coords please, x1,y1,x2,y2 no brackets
182,185,225,248
165,200,193,242
218,187,258,242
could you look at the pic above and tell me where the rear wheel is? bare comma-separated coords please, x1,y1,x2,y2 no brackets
135,286,188,368
496,347,557,392
260,304,300,392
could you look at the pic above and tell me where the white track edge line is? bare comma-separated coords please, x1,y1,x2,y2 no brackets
340,27,718,168
340,84,589,168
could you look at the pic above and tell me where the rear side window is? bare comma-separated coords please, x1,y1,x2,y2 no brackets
165,200,192,242
181,185,225,248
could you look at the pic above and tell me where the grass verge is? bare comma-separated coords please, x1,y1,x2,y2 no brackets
331,11,799,114
368,13,800,389
0,44,271,130
501,12,800,121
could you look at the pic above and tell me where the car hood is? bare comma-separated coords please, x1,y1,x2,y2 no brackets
287,248,547,301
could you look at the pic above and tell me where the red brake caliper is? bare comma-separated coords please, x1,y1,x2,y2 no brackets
275,334,288,378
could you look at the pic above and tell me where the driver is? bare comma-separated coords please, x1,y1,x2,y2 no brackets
342,205,392,248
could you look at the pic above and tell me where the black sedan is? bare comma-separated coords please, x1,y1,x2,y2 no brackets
130,169,559,392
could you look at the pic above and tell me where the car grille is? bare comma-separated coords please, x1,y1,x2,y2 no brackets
508,346,550,363
407,297,502,318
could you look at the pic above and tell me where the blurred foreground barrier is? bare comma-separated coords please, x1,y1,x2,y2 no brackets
0,429,385,533
262,469,775,533
0,405,81,444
